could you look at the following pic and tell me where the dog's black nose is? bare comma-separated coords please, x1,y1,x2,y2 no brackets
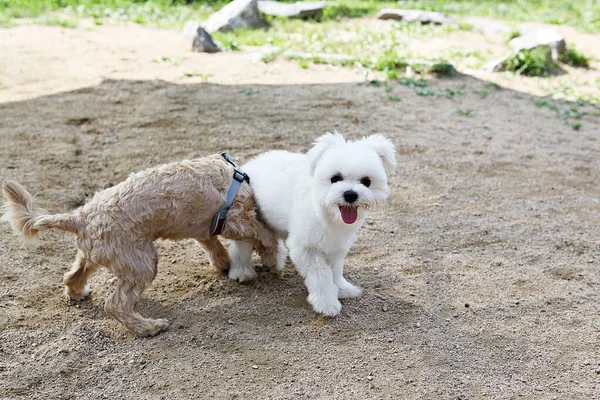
343,190,358,204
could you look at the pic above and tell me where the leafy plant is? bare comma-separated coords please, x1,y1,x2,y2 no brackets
559,46,591,68
504,48,557,77
398,77,429,88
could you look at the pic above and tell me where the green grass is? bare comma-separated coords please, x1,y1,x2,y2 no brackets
532,97,586,130
474,89,488,99
504,48,557,77
298,59,309,69
37,14,79,28
2,0,600,32
559,46,592,68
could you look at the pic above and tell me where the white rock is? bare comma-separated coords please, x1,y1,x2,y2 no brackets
376,9,455,25
202,0,268,33
258,1,326,18
509,29,566,60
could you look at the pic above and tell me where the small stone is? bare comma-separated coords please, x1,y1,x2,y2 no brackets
0,364,6,371
58,348,71,355
192,27,220,53
464,303,470,308
382,306,388,312
227,319,234,325
588,259,594,263
251,364,258,369
285,322,292,327
415,322,421,328
377,9,455,25
367,375,374,381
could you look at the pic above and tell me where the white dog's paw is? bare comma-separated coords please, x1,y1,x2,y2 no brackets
65,284,92,301
337,280,362,299
308,293,342,317
228,265,257,283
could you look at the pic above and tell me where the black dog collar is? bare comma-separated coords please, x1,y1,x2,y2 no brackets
210,152,250,235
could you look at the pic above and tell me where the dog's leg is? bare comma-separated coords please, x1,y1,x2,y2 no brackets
331,253,362,299
274,239,287,276
63,250,100,301
197,237,230,272
104,245,169,337
288,245,341,317
224,216,279,282
227,241,257,283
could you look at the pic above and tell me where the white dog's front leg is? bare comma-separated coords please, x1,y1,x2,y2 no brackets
289,246,341,317
228,241,257,283
332,253,362,299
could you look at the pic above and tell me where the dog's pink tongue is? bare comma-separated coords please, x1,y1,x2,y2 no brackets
340,206,358,224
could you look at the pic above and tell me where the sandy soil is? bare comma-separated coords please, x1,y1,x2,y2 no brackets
1,23,599,399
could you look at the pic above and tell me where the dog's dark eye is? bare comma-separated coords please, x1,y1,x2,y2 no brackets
330,175,343,184
360,177,371,188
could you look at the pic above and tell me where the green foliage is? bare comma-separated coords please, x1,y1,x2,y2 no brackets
559,47,592,68
374,52,408,72
504,48,556,77
474,89,488,99
416,88,436,96
2,0,600,32
398,77,429,88
428,61,456,77
457,108,473,116
298,59,309,69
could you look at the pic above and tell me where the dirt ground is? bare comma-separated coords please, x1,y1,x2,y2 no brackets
1,22,599,400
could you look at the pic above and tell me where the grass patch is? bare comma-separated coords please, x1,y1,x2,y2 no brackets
559,46,592,68
474,89,488,99
398,77,429,88
532,97,585,130
457,108,473,116
2,0,600,32
504,48,557,77
239,88,259,95
298,59,309,69
37,14,78,28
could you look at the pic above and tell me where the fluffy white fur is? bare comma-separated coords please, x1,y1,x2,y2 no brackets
228,132,396,316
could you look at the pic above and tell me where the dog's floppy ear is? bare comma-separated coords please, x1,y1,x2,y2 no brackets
307,132,346,175
361,134,397,175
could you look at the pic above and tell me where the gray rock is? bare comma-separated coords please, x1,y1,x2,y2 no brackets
182,21,220,52
376,9,455,25
203,0,268,33
193,27,220,53
509,28,566,60
258,1,326,18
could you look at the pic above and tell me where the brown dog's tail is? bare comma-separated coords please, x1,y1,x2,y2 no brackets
1,181,81,238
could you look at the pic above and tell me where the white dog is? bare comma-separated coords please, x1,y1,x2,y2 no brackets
228,133,396,316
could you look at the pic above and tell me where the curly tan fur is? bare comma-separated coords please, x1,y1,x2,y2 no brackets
1,154,278,337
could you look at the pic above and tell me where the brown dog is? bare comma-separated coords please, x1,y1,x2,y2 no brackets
1,154,278,337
